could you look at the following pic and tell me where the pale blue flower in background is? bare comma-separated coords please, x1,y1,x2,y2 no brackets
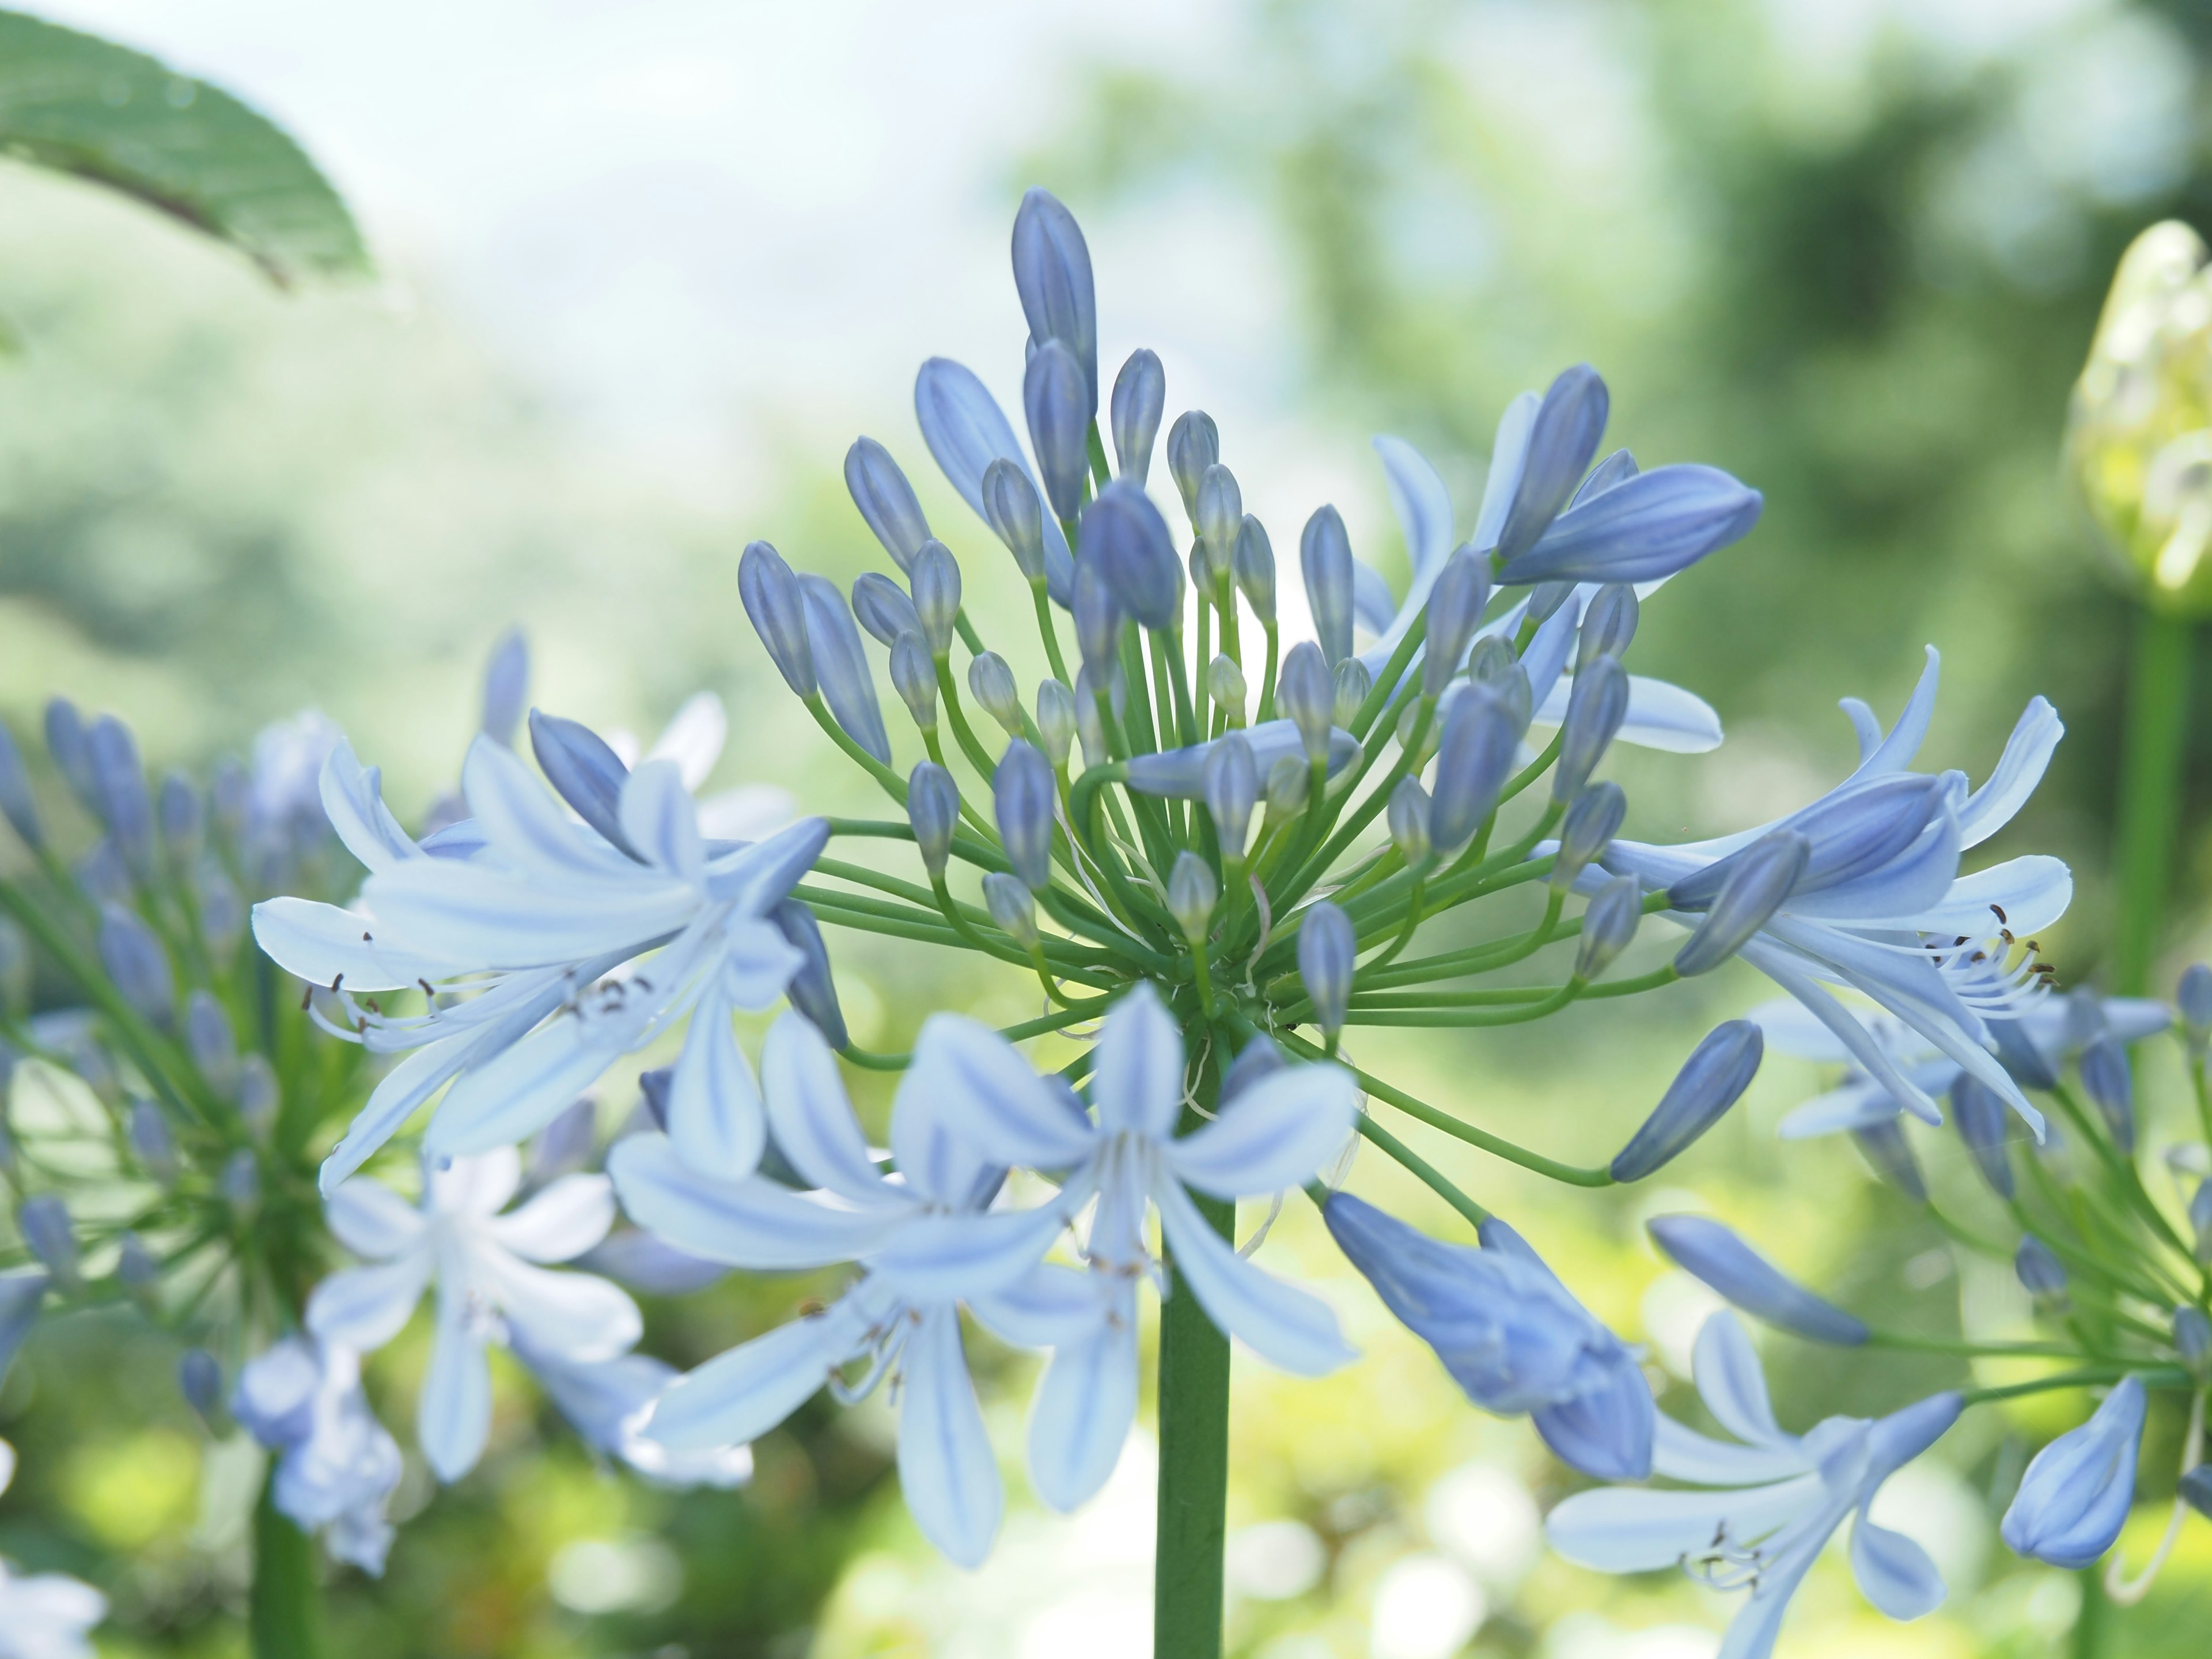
0,1439,106,1657
2000,1375,2146,1569
509,1331,752,1490
232,1339,403,1575
1547,1312,1960,1659
306,1146,641,1482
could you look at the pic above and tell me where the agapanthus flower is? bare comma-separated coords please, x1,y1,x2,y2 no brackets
509,1331,752,1489
1601,647,2068,1131
232,1339,403,1575
1999,1374,2146,1568
0,1440,105,1658
306,1146,641,1480
1547,1311,1959,1659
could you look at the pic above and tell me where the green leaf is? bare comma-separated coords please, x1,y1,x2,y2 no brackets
0,9,369,284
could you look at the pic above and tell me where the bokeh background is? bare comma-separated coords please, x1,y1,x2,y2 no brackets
3,0,2212,1653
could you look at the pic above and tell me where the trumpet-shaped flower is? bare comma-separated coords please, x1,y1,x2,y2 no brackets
1601,647,2069,1132
252,725,825,1191
232,1339,404,1575
306,1146,641,1482
1547,1312,1960,1659
0,1439,105,1657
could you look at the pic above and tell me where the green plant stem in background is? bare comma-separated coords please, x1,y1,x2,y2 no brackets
1155,1051,1231,1659
251,1467,324,1659
2112,608,2194,996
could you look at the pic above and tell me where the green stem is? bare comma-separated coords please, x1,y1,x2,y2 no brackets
2112,607,2192,995
251,1466,324,1659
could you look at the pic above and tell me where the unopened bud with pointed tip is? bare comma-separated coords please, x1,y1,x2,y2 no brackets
1168,410,1219,522
221,1148,260,1213
968,653,1024,737
846,438,932,570
853,571,923,647
1025,338,1091,523
1012,186,1097,408
1301,506,1355,665
1075,664,1119,767
1577,583,1639,669
128,1101,176,1184
1332,658,1372,732
101,904,174,1022
184,990,238,1096
982,872,1039,949
1111,349,1165,484
2181,962,2212,1051
1203,733,1258,859
1950,1073,2016,1199
1610,1021,1762,1181
1073,554,1124,675
1035,680,1077,767
982,457,1049,586
1168,852,1219,945
772,900,846,1051
2016,1234,2068,1304
117,1230,158,1291
1278,643,1334,766
908,762,960,880
1851,1119,1927,1202
1083,482,1184,632
994,741,1057,891
1423,547,1491,695
158,772,203,868
1553,782,1626,890
240,1055,278,1139
480,627,530,748
1468,634,1517,685
1552,654,1629,802
910,542,963,657
1197,464,1243,563
891,632,939,732
1672,830,1809,976
88,716,153,880
1263,755,1309,828
179,1348,225,1429
1429,684,1520,853
44,697,99,818
1525,581,1576,626
1575,874,1643,981
1387,777,1431,864
1298,901,1355,1038
18,1194,77,1286
2078,1036,2134,1153
0,722,40,849
1646,1214,1869,1345
1234,516,1277,624
740,542,817,697
1208,654,1247,726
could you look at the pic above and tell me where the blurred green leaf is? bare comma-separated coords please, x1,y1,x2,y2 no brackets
0,9,368,285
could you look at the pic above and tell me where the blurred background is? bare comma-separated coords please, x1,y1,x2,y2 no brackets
3,0,2212,1653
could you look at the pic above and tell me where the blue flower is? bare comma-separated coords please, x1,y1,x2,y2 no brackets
2000,1376,2146,1569
0,1438,106,1651
233,1339,403,1575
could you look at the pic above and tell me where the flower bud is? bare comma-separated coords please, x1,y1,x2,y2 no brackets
480,626,530,747
1950,1072,2016,1199
1207,654,1247,726
1233,516,1277,624
1298,900,1355,1038
968,652,1024,737
1168,852,1219,945
2173,1305,2209,1367
1577,582,1639,669
2078,1036,2134,1153
1197,463,1243,562
1012,187,1097,410
1467,634,1517,685
528,711,632,854
1187,536,1217,594
1073,552,1124,675
890,632,939,732
1394,699,1441,768
1074,664,1119,768
2181,961,2212,1050
158,772,203,868
1552,781,1626,890
979,456,1049,586
1111,349,1165,485
1278,643,1335,765
117,1230,158,1291
845,437,932,570
1082,482,1183,632
1497,363,1611,564
907,762,960,880
178,1348,226,1429
1552,654,1629,803
44,697,99,817
1263,755,1309,828
1575,874,1643,981
1167,410,1219,522
852,571,923,647
0,721,40,849
1301,506,1355,665
1422,547,1491,695
994,741,1058,891
1851,1119,1927,1202
221,1147,261,1213
1525,580,1575,625
185,990,238,1096
739,541,817,697
2015,1234,2069,1303
1331,658,1372,732
239,1055,278,1140
1203,733,1258,859
1024,338,1091,523
982,871,1039,949
199,863,243,963
18,1194,78,1286
100,903,175,1022
128,1100,177,1184
801,574,892,764
1645,1214,1869,1345
1429,683,1520,853
1671,830,1810,977
2192,1178,2212,1264
772,899,846,1051
2001,1374,2145,1568
88,715,153,880
1609,1020,1762,1181
1387,777,1431,864
909,541,963,657
1035,680,1077,767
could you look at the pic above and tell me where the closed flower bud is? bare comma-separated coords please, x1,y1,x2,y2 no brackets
1301,505,1356,665
202,863,244,963
1278,642,1335,765
1187,537,1216,594
480,626,530,747
1672,830,1810,977
1551,654,1629,802
800,574,892,764
845,437,933,570
88,715,154,880
128,1100,177,1184
1074,664,1119,767
772,899,847,1051
2181,962,2212,1049
185,990,238,1096
1168,851,1219,944
221,1147,261,1212
2173,1305,2209,1367
1197,463,1243,558
1646,1213,1869,1344
852,571,923,647
18,1194,78,1286
1331,658,1372,732
1467,633,1517,685
44,697,99,817
1387,776,1431,863
1611,1020,1763,1181
1553,781,1626,889
1024,338,1091,523
1575,874,1643,981
739,541,817,697
116,1230,158,1291
1525,580,1575,625
2001,1375,2146,1569
179,1349,225,1429
2078,1036,2134,1153
1167,410,1219,522
100,903,175,1022
909,541,964,657
1422,547,1491,695
158,771,203,867
1207,654,1247,726
239,1055,278,1140
76,840,130,907
1082,482,1183,632
1298,900,1355,1038
1263,754,1309,828
1203,733,1258,858
528,712,632,854
1429,683,1520,853
1073,552,1124,675
891,632,940,731
1577,582,1639,669
982,457,1049,585
1497,363,1610,563
2015,1234,2069,1302
0,721,39,849
1035,679,1077,767
1394,698,1441,768
1950,1072,2016,1199
1233,516,1277,623
1851,1119,1927,1202
994,741,1057,891
968,652,1024,736
1012,187,1098,409
906,762,960,880
1111,349,1165,484
982,871,1039,949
